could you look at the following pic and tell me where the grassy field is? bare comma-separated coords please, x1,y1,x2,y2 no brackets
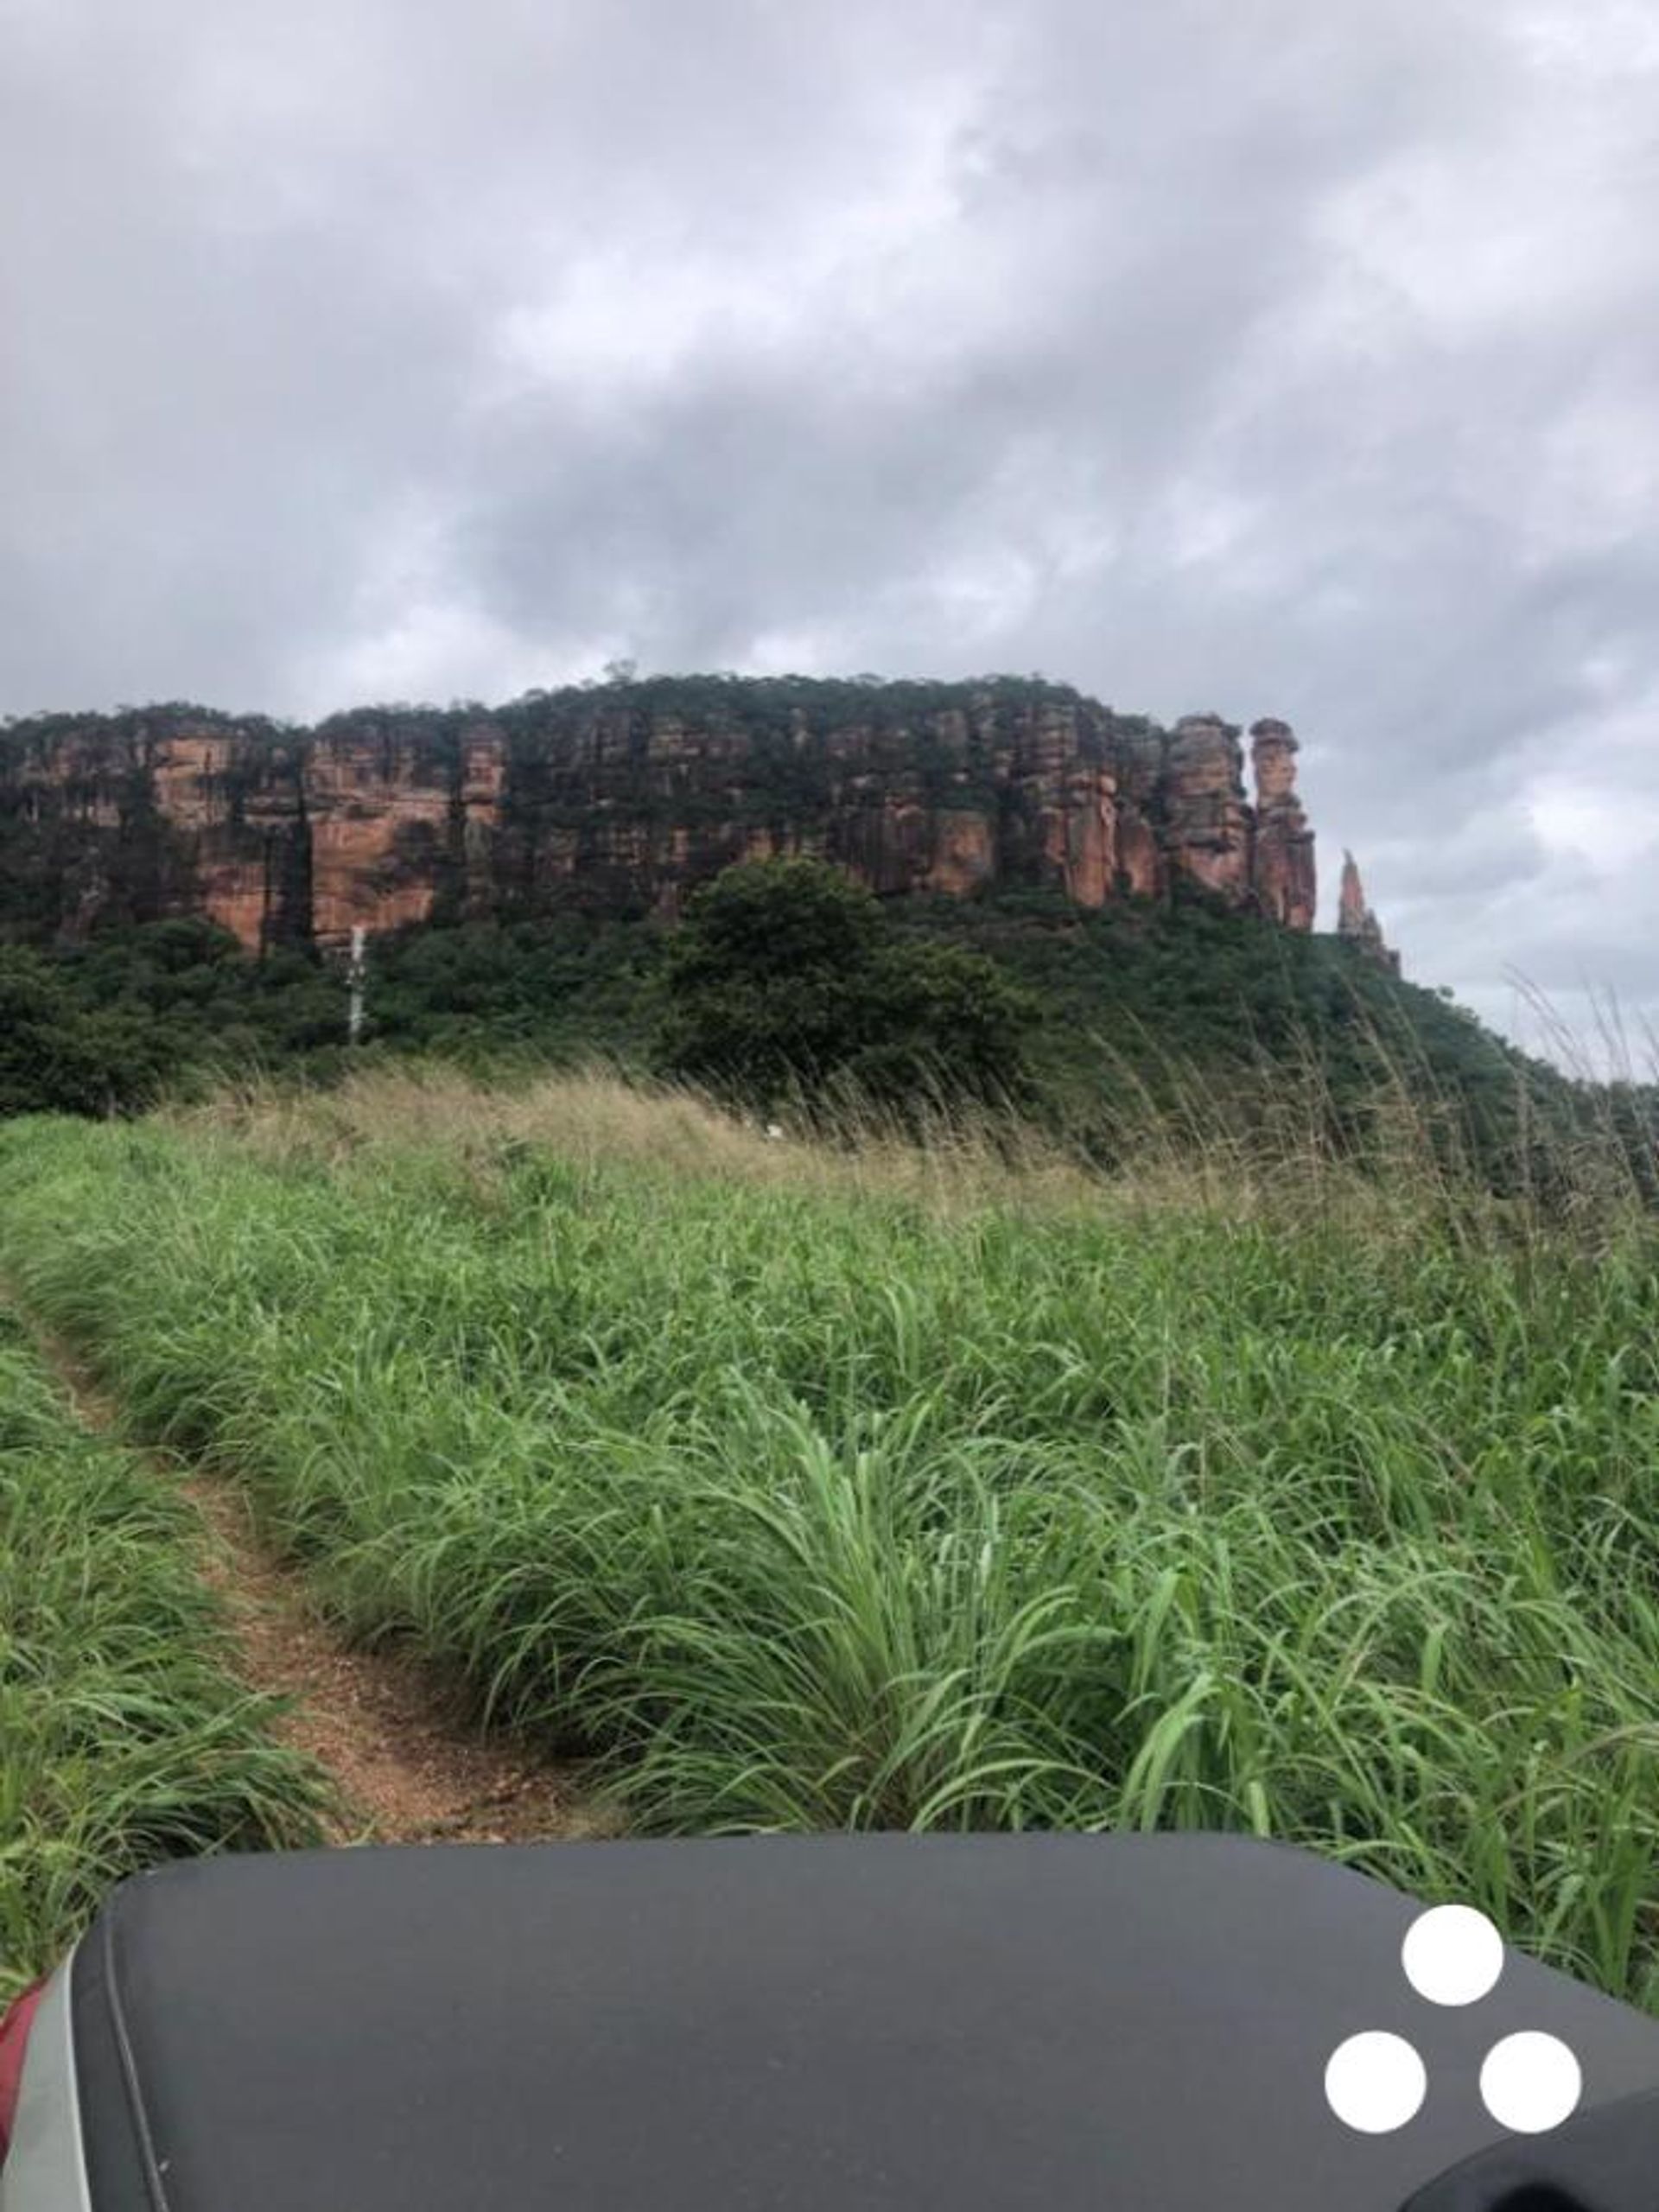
0,1311,329,1999
0,1064,1654,2012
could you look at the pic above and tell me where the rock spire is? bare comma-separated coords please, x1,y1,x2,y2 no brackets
1337,849,1400,973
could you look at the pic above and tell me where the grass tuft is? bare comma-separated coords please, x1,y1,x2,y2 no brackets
0,1311,333,1997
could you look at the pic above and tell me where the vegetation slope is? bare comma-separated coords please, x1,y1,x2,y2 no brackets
0,1312,327,1997
0,1067,1652,2012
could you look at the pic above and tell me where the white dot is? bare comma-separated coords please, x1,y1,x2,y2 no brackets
1402,1904,1505,2005
1479,2032,1582,2133
1325,2031,1428,2133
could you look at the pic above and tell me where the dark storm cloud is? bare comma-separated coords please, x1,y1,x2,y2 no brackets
3,0,1656,1059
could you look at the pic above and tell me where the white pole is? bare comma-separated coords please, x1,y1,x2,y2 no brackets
346,923,368,1045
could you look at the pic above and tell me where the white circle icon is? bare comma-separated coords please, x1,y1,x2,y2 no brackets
1479,2031,1583,2134
1402,1904,1505,2006
1325,2031,1428,2133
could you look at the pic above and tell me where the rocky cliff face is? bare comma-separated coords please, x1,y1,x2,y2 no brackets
1337,849,1400,974
0,679,1322,954
1248,719,1317,931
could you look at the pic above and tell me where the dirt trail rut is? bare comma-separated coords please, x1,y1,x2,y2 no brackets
17,1308,618,1847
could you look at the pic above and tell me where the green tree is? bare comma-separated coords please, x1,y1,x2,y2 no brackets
0,948,159,1118
850,938,1039,1111
653,858,1036,1111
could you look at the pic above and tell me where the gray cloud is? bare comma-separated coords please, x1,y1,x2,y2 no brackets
3,0,1656,1065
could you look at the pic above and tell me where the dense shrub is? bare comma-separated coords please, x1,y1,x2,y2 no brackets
652,859,1039,1112
0,947,157,1117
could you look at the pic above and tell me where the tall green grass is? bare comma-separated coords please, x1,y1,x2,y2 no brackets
0,1310,332,1999
0,1068,1653,2011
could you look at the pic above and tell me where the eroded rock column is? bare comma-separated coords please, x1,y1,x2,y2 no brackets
1162,713,1253,899
1249,717,1316,930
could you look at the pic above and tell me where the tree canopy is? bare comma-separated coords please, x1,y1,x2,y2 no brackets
652,857,1039,1114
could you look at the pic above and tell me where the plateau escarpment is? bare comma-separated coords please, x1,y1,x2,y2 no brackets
0,677,1332,957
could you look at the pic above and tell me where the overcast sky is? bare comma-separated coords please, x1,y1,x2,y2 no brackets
3,0,1656,1066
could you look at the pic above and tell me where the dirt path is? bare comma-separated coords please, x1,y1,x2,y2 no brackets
13,1306,619,1848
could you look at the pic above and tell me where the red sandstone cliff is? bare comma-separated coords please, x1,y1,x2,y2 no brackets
1249,718,1316,931
0,681,1323,955
1337,849,1399,973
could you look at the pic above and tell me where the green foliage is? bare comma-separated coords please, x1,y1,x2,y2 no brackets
850,938,1042,1114
501,669,1084,736
1,1102,1653,2009
653,858,884,1095
365,917,664,1065
653,859,1038,1111
3,885,1653,1218
0,912,664,1121
884,893,1646,1201
0,946,158,1117
35,921,350,1103
0,1308,329,1995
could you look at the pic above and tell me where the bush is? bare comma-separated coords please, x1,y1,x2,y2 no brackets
0,948,159,1117
653,859,1038,1111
